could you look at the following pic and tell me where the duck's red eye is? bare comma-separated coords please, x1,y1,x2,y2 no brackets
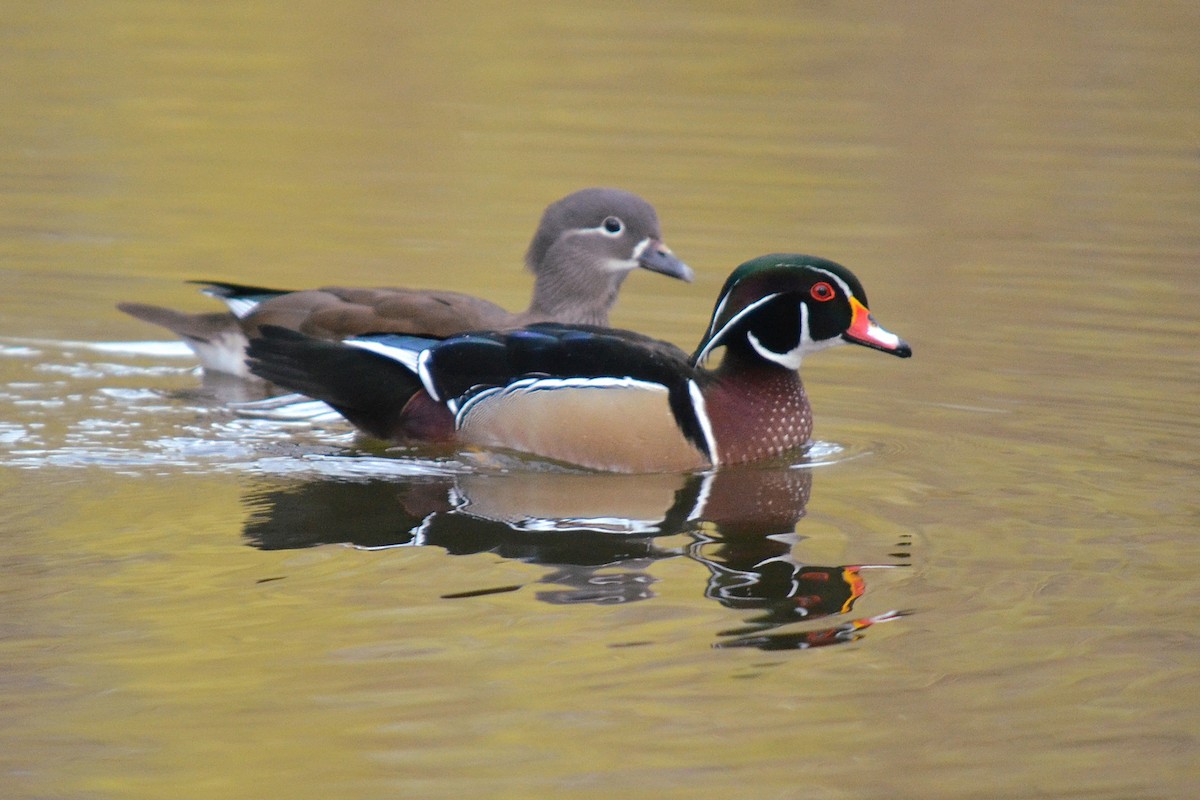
810,282,835,302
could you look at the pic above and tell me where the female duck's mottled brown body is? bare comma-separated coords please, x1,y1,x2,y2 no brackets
118,188,691,379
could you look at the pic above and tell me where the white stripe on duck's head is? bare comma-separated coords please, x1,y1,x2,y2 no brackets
691,253,912,369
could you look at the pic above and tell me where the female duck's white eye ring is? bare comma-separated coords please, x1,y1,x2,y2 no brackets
602,216,623,235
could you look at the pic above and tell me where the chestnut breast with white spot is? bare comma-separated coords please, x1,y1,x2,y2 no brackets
701,369,812,466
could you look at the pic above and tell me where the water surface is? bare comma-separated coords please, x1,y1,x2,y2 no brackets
2,3,1197,799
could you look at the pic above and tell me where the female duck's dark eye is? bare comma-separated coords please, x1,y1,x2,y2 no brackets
602,216,623,234
810,281,835,302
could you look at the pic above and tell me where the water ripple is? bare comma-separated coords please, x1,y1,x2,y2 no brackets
0,336,899,480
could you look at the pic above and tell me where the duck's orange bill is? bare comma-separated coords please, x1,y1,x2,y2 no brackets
843,297,912,357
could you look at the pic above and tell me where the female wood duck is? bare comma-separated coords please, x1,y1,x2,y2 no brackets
117,188,692,379
246,254,912,473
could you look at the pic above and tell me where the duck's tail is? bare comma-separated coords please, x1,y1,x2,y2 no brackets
116,302,252,378
246,326,436,441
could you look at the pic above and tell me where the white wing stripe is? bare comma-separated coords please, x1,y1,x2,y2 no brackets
222,297,261,319
416,349,438,401
345,338,424,372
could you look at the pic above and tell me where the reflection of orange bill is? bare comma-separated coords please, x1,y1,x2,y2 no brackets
839,566,867,613
717,608,909,651
805,608,908,648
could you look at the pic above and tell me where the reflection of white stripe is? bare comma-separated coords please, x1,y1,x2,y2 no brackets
687,471,717,520
693,292,781,364
454,376,668,428
515,517,663,534
0,338,196,358
688,379,719,466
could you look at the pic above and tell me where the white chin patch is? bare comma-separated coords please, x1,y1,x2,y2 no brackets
747,331,806,369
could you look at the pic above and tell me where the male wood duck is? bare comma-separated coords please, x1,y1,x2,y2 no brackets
246,254,912,473
117,188,692,379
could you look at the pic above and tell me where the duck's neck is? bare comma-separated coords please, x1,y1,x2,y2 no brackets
522,263,625,326
700,348,812,466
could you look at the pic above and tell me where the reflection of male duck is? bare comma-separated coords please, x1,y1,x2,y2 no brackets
243,465,907,650
689,536,904,648
245,466,810,550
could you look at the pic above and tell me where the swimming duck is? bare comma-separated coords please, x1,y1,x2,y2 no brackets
118,188,692,379
245,253,911,472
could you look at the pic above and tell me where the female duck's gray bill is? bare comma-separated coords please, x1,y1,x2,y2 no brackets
636,238,694,282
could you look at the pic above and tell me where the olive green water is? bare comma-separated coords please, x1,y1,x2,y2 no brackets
2,3,1197,798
